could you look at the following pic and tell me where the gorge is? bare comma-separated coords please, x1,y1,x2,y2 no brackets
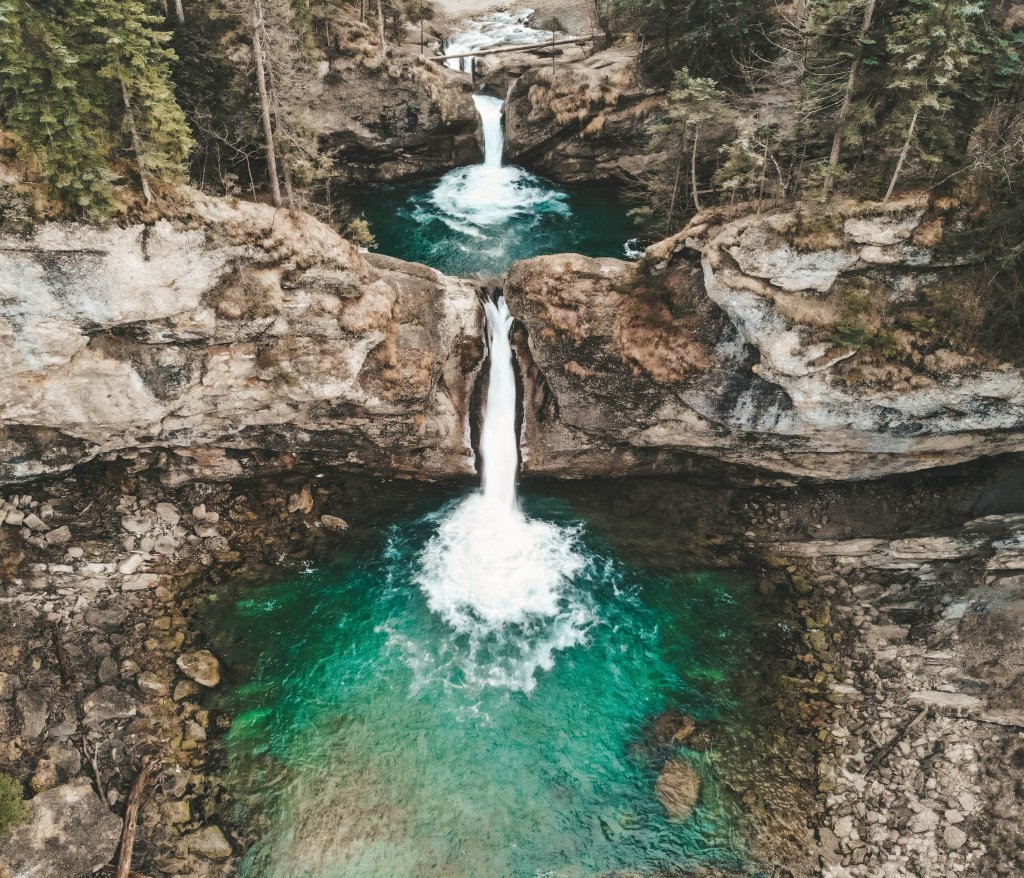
1,4,1024,878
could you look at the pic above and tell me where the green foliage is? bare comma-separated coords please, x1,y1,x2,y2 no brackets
609,0,775,83
0,0,192,213
0,1,114,211
0,772,28,835
346,217,377,249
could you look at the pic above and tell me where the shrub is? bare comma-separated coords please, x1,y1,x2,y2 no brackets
0,772,29,835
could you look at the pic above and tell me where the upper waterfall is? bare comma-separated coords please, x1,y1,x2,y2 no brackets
475,95,505,169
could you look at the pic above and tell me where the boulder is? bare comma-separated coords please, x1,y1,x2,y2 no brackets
655,759,702,822
186,824,234,860
504,46,670,184
320,514,350,533
81,686,137,724
177,650,222,688
15,688,47,739
0,778,121,878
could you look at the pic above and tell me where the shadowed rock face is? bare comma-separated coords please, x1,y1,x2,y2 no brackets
503,46,668,184
506,200,1024,480
0,192,484,485
309,21,481,185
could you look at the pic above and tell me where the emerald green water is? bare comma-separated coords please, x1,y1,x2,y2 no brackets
211,489,777,877
353,179,639,276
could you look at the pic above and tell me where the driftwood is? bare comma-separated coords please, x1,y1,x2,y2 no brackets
865,706,930,774
115,758,158,878
83,738,106,802
50,622,76,686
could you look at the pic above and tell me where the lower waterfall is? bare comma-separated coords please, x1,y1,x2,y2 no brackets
413,295,591,691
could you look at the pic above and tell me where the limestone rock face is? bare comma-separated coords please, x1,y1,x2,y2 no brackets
309,22,480,184
0,191,483,485
503,46,667,183
506,199,1024,480
0,778,122,878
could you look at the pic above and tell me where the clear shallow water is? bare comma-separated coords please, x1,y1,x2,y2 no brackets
213,490,771,878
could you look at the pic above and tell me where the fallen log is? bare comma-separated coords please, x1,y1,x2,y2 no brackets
115,758,158,878
865,706,929,774
433,34,592,62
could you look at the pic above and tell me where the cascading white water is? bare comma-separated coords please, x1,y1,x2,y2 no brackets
411,297,592,692
475,95,504,169
480,296,518,509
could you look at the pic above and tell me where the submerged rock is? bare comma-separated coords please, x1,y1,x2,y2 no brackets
655,759,702,823
186,824,234,860
0,778,121,878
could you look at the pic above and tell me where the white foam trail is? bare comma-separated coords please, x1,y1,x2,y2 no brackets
476,95,504,169
424,95,569,233
443,9,552,72
410,12,590,693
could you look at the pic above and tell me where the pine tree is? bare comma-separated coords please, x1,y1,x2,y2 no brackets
882,0,987,201
0,0,114,211
82,0,193,199
0,0,192,212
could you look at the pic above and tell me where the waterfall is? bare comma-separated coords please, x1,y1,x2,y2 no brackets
474,95,505,169
411,294,592,691
480,296,518,509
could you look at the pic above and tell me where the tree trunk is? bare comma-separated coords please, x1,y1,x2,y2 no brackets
120,81,153,204
173,0,184,24
251,5,282,208
690,122,702,212
115,759,158,878
824,0,875,195
377,0,387,57
883,103,920,204
665,149,684,233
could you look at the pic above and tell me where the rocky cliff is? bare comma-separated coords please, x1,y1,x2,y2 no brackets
310,20,481,184
3,194,1023,486
506,198,1024,480
0,192,483,485
503,46,667,183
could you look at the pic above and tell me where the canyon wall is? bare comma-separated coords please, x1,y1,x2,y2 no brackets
507,198,1024,480
0,192,483,485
